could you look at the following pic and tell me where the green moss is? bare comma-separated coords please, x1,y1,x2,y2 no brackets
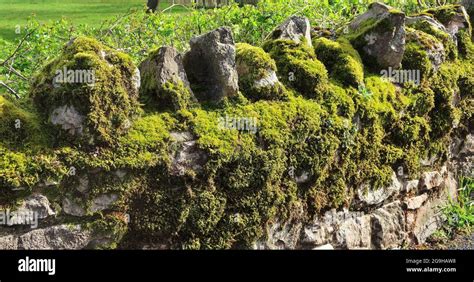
457,30,474,59
30,36,141,147
262,39,329,100
0,95,49,149
407,18,458,60
424,5,472,34
235,43,288,101
313,37,364,87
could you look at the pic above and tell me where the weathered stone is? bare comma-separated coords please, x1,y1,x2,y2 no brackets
169,131,207,176
419,170,443,190
91,194,119,212
334,215,371,249
460,134,474,155
357,172,401,205
18,224,92,250
269,16,312,46
409,173,457,243
0,235,19,249
62,197,86,217
371,201,406,249
183,27,239,102
8,194,55,225
139,46,195,110
405,193,429,210
301,224,329,246
348,2,406,70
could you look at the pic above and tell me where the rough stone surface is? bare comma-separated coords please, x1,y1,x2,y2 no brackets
408,173,457,244
349,2,406,70
183,27,239,102
371,201,406,249
18,224,92,250
0,235,19,249
270,16,312,46
7,194,55,225
139,46,194,109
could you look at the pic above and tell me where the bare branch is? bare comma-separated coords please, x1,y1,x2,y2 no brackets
0,81,20,99
0,29,36,66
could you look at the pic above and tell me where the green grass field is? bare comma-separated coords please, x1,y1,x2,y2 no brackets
0,0,185,42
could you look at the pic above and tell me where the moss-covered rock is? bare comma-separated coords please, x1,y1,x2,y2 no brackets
235,43,287,101
0,95,48,148
262,39,329,100
406,15,458,60
30,36,141,147
423,4,473,57
313,37,364,87
139,46,196,111
346,2,406,71
402,28,445,81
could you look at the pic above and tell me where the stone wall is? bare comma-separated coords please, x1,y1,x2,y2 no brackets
0,2,472,250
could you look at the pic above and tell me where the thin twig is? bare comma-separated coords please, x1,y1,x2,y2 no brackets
0,29,35,66
0,81,20,99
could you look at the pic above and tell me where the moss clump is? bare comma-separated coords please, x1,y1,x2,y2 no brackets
262,39,329,100
401,29,442,83
235,43,287,101
407,18,458,60
30,36,141,147
0,95,48,149
313,37,364,87
423,5,473,57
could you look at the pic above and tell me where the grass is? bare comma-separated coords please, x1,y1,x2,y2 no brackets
444,177,474,233
0,0,186,42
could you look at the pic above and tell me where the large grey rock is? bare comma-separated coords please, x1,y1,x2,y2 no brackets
269,16,312,46
334,215,372,249
8,194,55,226
169,131,207,176
348,2,406,70
371,201,406,249
405,193,429,210
18,224,92,250
183,27,239,102
139,46,195,110
357,172,401,206
407,172,457,244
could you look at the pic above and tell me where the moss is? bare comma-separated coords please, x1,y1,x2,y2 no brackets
424,5,472,34
235,43,288,101
313,37,364,87
139,49,196,111
457,30,474,59
30,36,141,147
262,39,329,100
402,42,433,82
407,18,458,60
0,95,49,149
